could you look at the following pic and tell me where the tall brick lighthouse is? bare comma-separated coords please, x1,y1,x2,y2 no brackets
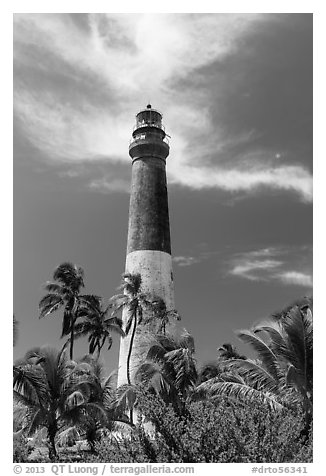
117,105,174,386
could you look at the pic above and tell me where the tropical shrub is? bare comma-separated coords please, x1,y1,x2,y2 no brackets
13,434,30,463
83,391,312,463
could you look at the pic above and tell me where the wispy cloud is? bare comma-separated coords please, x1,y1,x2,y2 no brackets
14,13,264,95
173,256,201,267
229,247,313,287
231,258,282,281
14,13,312,202
168,161,312,202
88,176,130,193
14,90,130,161
275,271,313,287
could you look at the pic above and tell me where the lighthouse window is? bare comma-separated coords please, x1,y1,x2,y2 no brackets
135,134,146,141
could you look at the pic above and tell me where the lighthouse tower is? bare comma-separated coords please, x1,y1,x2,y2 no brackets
117,105,174,386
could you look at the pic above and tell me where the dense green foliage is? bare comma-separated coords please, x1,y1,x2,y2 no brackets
85,392,312,463
13,435,30,463
14,263,313,463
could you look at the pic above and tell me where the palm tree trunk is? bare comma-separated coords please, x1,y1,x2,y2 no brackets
70,320,74,360
127,314,137,386
70,298,80,360
48,424,57,461
95,342,102,360
97,336,106,360
127,313,137,424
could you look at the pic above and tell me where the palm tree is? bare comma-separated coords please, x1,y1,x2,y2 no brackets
195,343,246,386
254,302,313,422
110,273,152,424
194,301,313,418
110,273,151,387
112,383,139,426
39,262,87,360
59,355,127,451
135,330,198,415
150,297,181,335
73,296,125,359
13,345,74,459
13,346,113,459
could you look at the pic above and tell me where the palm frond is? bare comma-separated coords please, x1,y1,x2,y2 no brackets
236,329,280,381
78,295,102,313
257,307,313,395
121,273,142,295
195,378,284,411
26,409,46,436
222,358,280,393
102,370,118,402
105,316,125,336
166,348,198,392
218,343,247,360
105,335,113,351
179,329,195,353
39,294,64,318
135,361,162,385
66,390,86,408
198,362,222,383
280,306,312,386
43,282,66,295
72,322,93,338
56,426,82,447
135,361,171,396
110,293,127,303
145,344,167,363
13,389,41,410
285,363,311,404
53,262,85,290
78,402,108,424
114,384,138,413
13,364,48,406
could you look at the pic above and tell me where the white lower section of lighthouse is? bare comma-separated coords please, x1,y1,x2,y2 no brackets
126,250,174,309
117,250,174,387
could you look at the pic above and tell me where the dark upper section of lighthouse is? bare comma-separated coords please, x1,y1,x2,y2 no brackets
127,105,172,255
129,104,170,162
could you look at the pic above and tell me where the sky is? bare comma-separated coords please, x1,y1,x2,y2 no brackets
13,13,313,374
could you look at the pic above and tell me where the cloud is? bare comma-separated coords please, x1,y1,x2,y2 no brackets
230,258,282,281
14,13,263,95
173,256,201,267
88,176,130,193
168,160,312,202
14,90,131,162
275,271,313,287
229,247,312,287
14,13,312,202
58,167,88,178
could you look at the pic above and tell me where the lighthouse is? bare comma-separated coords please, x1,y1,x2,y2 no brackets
117,105,174,386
